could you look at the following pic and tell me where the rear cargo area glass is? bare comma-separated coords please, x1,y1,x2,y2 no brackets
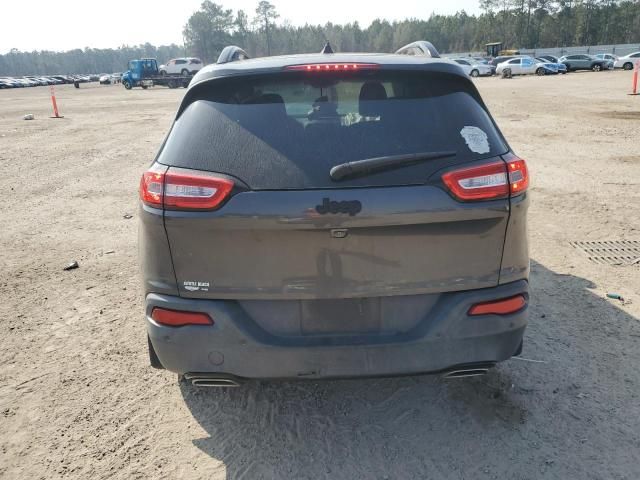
158,71,507,189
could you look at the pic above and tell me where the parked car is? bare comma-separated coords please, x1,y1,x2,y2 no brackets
20,78,39,87
537,55,559,63
50,75,73,84
451,58,493,77
24,77,45,86
614,52,640,70
490,55,520,67
158,57,203,76
471,57,496,74
42,76,62,85
99,74,112,85
0,77,22,88
535,58,567,74
595,53,618,64
558,54,612,71
496,56,539,75
140,44,530,385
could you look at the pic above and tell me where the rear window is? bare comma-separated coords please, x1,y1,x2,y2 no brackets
158,71,508,189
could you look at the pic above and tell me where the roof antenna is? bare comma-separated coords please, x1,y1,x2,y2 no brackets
321,41,334,54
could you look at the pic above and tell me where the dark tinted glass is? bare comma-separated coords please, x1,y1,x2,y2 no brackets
159,71,508,189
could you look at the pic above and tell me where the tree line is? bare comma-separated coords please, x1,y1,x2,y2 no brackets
1,0,639,76
0,44,186,77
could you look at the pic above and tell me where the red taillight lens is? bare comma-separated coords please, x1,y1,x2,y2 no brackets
507,157,529,196
442,157,529,202
164,171,233,210
139,166,234,211
442,161,509,201
468,295,526,316
151,307,213,327
284,63,380,72
140,165,167,208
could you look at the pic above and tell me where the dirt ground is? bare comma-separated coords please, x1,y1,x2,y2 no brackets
0,70,639,480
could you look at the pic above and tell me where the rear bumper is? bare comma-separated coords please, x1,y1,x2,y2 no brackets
146,280,528,379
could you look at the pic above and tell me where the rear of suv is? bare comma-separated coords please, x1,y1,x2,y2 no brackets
159,57,203,76
140,45,530,385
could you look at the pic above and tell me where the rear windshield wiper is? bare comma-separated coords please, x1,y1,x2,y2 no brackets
329,151,457,181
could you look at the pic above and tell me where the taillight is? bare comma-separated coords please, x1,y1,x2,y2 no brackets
151,307,213,327
468,295,526,316
442,161,508,201
139,166,234,210
442,156,529,201
139,164,167,208
506,157,529,196
164,171,233,210
284,63,380,71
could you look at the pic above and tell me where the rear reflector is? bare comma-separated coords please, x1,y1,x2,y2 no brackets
139,166,234,210
285,63,380,71
442,157,529,201
151,307,213,327
468,295,526,316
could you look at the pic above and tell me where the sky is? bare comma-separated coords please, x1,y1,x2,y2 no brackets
0,0,481,54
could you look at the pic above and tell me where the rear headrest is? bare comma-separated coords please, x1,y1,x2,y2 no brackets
359,82,388,117
249,93,287,117
253,93,285,104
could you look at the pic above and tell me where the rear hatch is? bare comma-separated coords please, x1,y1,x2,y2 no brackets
157,67,511,335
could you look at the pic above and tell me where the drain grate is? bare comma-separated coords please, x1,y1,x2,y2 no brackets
570,240,640,265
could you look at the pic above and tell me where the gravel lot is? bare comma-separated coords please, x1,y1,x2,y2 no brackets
1,71,639,479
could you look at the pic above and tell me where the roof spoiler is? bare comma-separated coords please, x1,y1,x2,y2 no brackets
217,46,251,65
395,41,441,59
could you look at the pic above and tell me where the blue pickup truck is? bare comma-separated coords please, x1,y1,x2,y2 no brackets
121,58,192,90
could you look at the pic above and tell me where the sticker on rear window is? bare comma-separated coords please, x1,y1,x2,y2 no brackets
460,126,490,154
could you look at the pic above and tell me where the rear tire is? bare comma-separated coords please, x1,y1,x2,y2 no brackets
592,63,602,72
141,84,148,90
181,68,189,76
470,69,479,78
623,62,633,71
160,70,166,76
536,67,546,76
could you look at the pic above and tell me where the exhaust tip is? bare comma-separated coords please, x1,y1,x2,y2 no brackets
192,378,240,387
185,373,243,388
443,368,489,379
442,363,494,379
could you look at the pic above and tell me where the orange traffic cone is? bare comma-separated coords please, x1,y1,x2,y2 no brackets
630,60,639,96
50,85,64,118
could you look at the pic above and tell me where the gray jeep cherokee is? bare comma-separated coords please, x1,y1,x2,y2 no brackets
140,45,530,386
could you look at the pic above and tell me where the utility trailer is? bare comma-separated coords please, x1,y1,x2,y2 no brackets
121,58,192,90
